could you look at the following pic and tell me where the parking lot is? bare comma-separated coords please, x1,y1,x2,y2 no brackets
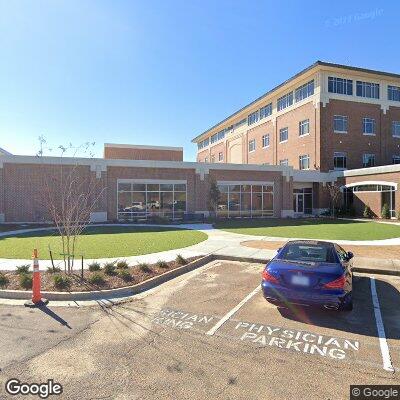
1,260,400,399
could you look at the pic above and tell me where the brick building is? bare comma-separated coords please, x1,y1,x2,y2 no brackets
1,62,400,222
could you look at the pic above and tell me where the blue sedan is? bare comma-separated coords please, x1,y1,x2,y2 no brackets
261,240,353,311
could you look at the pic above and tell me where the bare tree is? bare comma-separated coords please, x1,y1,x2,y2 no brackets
37,137,106,273
325,182,341,218
208,177,221,218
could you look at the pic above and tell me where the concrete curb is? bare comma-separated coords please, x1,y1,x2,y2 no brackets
0,254,215,301
352,267,400,276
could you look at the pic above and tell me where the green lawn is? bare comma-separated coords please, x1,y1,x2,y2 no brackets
0,226,208,259
215,218,400,240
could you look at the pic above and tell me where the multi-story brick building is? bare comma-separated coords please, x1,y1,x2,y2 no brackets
2,62,400,222
192,61,400,172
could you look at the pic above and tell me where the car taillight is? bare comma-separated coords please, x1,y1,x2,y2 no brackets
262,270,279,284
323,275,346,289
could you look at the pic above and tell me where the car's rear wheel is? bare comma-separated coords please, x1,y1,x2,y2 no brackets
340,293,353,311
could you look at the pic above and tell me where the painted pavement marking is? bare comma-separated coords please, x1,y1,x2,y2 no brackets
370,277,395,372
206,285,261,336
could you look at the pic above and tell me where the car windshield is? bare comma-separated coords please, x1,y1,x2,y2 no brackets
278,243,336,263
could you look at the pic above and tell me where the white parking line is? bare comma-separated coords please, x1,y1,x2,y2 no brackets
206,285,261,336
370,277,394,372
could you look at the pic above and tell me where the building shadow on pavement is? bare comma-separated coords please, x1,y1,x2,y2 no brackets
276,276,400,340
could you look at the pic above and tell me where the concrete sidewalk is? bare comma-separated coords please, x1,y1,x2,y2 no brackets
0,223,399,276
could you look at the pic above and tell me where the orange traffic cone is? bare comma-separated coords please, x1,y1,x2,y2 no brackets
24,249,49,308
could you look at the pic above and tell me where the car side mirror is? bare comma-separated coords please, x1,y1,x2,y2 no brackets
346,251,354,260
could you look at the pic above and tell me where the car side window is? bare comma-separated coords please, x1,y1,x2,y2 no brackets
335,245,347,262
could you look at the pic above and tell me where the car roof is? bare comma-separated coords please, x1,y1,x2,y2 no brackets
284,240,335,248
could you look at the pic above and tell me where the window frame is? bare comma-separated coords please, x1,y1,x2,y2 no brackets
392,121,400,138
362,153,376,168
328,76,353,95
277,92,294,111
299,119,310,137
248,139,256,153
333,152,347,170
363,117,376,136
299,154,310,170
262,134,270,148
356,81,380,99
279,127,289,143
333,115,348,133
295,80,315,103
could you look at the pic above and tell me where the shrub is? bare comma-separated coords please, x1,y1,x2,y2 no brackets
88,262,101,272
397,209,400,220
175,254,188,265
139,263,152,273
363,205,373,219
53,274,71,290
0,272,9,288
19,273,33,289
156,260,168,269
103,262,117,276
381,203,391,219
47,266,62,274
116,260,129,269
118,270,132,282
88,273,105,286
16,264,30,275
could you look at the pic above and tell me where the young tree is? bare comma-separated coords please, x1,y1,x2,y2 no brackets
324,182,341,218
37,136,106,273
208,177,221,217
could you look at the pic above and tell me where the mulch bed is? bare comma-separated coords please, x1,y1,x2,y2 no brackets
0,257,199,292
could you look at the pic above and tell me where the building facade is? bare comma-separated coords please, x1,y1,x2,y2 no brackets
192,61,400,173
1,143,400,222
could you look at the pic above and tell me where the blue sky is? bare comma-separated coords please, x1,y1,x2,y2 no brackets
0,0,399,161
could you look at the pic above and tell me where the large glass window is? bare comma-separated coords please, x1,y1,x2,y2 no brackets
334,115,348,133
356,81,380,99
216,183,274,218
280,159,288,166
117,181,187,220
277,92,293,111
392,155,400,164
295,80,314,102
388,85,400,102
328,77,353,95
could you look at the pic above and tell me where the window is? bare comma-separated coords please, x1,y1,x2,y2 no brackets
262,134,270,148
388,85,400,102
299,119,310,136
334,115,348,133
248,110,259,125
117,181,187,221
260,103,272,119
217,130,225,141
328,77,353,95
299,155,310,170
216,183,274,217
356,81,380,99
205,157,208,163
234,118,247,129
363,153,375,168
218,152,223,162
279,127,288,142
197,137,209,150
392,121,400,138
334,152,347,170
211,155,215,163
248,139,256,152
295,80,314,102
277,92,293,111
392,155,400,164
363,118,376,135
279,159,288,166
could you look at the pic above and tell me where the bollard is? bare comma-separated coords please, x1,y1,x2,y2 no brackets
24,248,49,308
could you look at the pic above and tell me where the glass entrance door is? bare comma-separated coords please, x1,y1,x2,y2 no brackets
293,188,313,214
294,193,304,213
